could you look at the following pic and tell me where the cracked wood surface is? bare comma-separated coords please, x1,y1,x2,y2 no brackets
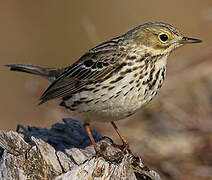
0,119,161,180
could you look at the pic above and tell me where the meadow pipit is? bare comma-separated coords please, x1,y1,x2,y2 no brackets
6,22,201,157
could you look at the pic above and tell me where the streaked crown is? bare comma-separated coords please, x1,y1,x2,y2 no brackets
124,22,202,55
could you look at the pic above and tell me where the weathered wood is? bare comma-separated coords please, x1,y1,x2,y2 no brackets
0,119,161,180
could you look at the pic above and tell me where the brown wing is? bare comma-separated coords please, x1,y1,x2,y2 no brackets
39,37,126,104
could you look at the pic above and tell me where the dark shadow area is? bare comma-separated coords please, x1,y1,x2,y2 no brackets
17,118,104,152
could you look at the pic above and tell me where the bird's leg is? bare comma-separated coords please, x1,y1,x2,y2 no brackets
83,123,99,154
111,121,132,153
84,123,122,161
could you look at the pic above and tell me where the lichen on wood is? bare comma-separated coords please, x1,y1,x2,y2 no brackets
0,118,161,180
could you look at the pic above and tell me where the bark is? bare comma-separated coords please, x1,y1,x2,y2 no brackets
0,118,161,180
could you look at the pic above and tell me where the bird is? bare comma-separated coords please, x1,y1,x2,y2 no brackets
5,22,202,157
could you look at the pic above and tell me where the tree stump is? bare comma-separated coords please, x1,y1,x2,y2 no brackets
0,118,161,180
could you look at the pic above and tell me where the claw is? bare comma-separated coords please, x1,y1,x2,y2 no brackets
95,150,123,163
111,142,132,154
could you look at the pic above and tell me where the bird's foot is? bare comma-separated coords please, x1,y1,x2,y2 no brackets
93,142,124,163
111,142,132,154
95,150,123,163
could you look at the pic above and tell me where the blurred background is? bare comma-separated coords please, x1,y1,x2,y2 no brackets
1,1,212,179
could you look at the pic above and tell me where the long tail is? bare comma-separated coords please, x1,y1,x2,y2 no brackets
5,64,66,82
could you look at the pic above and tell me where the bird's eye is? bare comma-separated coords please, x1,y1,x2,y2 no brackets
159,33,169,42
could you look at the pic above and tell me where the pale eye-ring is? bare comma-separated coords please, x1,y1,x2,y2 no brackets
159,33,169,42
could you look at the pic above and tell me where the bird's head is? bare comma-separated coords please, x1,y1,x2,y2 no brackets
128,22,202,56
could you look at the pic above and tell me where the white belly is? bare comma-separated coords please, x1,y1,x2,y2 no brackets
63,62,166,123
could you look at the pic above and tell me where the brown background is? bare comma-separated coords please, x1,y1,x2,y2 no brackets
1,1,212,179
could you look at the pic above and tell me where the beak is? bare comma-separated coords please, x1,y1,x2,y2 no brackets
179,37,202,44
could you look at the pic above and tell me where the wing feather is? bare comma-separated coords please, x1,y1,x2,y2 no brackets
39,38,125,104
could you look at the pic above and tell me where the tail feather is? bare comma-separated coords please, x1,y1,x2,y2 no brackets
5,63,68,104
5,64,65,82
5,64,54,76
